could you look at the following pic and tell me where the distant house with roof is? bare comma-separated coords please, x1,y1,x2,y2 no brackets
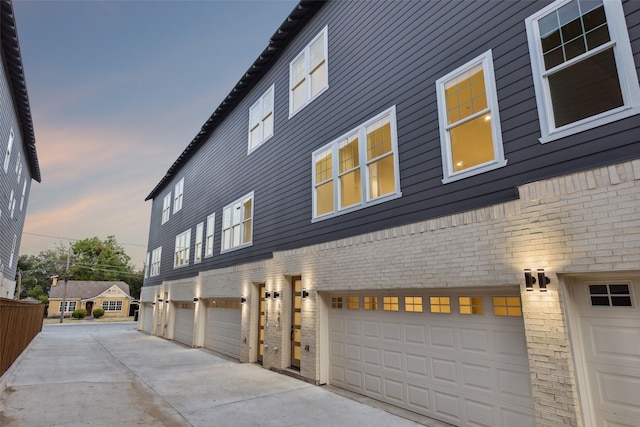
48,281,131,318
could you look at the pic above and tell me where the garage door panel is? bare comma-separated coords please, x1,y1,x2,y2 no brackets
204,305,241,360
174,307,195,346
587,322,640,363
330,290,534,426
595,369,640,410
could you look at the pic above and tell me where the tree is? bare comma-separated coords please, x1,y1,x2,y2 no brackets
17,236,143,300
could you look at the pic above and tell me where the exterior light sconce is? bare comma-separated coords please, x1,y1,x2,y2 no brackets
158,299,164,302
193,297,199,302
265,292,271,299
524,269,551,292
240,296,246,304
524,269,535,291
537,269,550,292
302,289,310,299
272,291,280,299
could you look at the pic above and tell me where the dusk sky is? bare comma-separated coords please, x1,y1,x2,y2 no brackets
13,0,298,269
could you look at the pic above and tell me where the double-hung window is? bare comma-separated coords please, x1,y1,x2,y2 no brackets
173,178,184,213
290,27,328,116
150,247,162,277
205,213,215,257
221,192,253,252
145,252,150,278
248,85,274,153
194,222,204,263
3,129,13,173
526,0,640,142
19,180,26,211
174,229,190,268
162,192,171,224
436,50,507,183
312,106,401,220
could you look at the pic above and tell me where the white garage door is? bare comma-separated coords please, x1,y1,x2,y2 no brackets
173,303,195,346
329,289,535,427
572,279,640,427
141,303,154,334
204,299,242,360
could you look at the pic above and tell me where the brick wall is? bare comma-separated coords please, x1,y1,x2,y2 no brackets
140,159,640,426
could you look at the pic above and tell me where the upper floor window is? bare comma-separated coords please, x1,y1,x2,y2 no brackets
205,213,215,257
19,180,26,211
9,234,16,267
9,189,15,219
290,27,328,117
221,192,253,253
525,0,640,143
174,229,190,268
4,129,14,173
144,252,150,278
150,247,162,277
194,222,204,264
162,192,171,224
312,106,401,221
248,85,274,153
15,152,22,182
173,178,184,213
436,50,507,183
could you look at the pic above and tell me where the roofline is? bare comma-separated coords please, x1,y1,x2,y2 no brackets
145,0,326,201
1,0,41,182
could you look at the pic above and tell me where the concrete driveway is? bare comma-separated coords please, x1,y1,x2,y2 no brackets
0,322,439,427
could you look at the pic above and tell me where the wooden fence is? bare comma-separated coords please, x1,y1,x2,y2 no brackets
0,298,45,376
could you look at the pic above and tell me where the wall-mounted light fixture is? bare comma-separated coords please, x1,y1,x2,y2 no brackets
537,269,550,292
193,297,199,302
158,299,163,302
524,269,536,291
265,292,271,299
524,268,551,292
272,291,280,299
302,289,310,299
240,296,246,304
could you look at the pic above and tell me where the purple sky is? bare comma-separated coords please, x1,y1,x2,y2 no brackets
13,0,298,269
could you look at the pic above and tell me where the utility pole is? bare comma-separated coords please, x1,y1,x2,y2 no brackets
59,249,71,323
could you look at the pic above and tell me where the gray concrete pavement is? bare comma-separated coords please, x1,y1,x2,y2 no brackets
0,322,438,427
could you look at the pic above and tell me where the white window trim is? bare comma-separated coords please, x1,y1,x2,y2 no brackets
150,246,162,277
9,234,17,267
311,106,402,222
162,192,171,224
525,0,640,143
248,84,275,154
173,178,184,214
19,180,26,211
289,26,329,118
144,252,150,278
194,222,204,264
220,192,254,253
205,213,215,258
4,128,14,173
436,50,507,183
174,229,191,268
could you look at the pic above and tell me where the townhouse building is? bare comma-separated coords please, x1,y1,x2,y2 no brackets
0,0,41,298
139,1,640,426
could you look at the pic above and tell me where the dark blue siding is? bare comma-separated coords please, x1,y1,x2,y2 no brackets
144,0,640,286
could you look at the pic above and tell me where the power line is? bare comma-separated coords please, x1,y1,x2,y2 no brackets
22,232,146,248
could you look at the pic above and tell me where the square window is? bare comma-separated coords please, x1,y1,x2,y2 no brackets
363,296,378,311
526,0,640,142
312,107,401,221
436,50,507,183
331,297,343,309
430,296,451,313
459,296,483,315
383,296,398,311
404,296,423,313
493,296,522,317
347,296,359,310
589,283,632,307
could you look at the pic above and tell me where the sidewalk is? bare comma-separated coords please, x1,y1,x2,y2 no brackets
0,322,437,427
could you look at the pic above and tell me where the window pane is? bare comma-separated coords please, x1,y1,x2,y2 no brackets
316,181,334,216
444,65,487,124
292,83,306,112
609,284,629,294
243,219,252,244
291,55,306,85
310,36,325,69
340,169,361,208
262,112,273,139
316,150,333,183
368,154,396,199
310,63,327,98
450,115,495,172
339,137,359,173
383,296,398,311
405,296,423,312
347,296,359,310
243,198,252,221
548,48,623,127
366,118,392,161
